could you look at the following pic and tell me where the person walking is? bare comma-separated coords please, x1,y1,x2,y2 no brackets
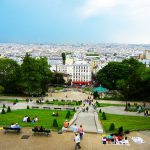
78,125,84,140
74,133,81,150
72,124,78,133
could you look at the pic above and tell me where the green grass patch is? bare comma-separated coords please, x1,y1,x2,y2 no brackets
99,113,150,133
0,98,26,103
83,87,92,91
53,87,64,91
96,102,125,107
46,100,82,106
0,109,75,130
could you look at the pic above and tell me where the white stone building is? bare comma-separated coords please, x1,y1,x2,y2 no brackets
72,61,92,85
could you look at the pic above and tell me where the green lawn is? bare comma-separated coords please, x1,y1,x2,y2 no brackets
99,113,150,133
0,98,26,103
96,102,125,107
46,100,82,106
0,109,75,130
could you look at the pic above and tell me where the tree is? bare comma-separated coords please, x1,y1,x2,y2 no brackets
66,111,71,118
109,123,115,131
61,53,66,65
93,91,99,99
27,105,30,109
97,62,129,90
1,108,6,114
0,85,4,94
7,106,11,112
53,119,58,127
99,109,102,113
102,112,106,120
97,58,150,100
51,73,65,85
20,53,52,96
0,58,20,94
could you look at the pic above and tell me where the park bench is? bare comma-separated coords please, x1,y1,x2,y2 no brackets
54,107,61,110
32,128,51,136
43,106,51,109
3,127,21,134
32,106,39,109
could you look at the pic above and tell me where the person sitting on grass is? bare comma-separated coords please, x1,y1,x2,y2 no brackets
34,116,38,122
52,112,59,117
27,116,31,122
32,118,35,124
23,116,28,122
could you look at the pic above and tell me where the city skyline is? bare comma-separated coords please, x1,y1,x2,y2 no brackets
0,0,150,44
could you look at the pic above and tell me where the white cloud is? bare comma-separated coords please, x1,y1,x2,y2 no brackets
77,0,118,18
77,0,150,20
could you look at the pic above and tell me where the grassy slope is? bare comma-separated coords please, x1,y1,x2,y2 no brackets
0,109,75,130
99,113,150,133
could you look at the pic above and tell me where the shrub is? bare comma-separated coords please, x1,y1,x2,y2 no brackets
45,100,49,103
99,109,101,113
66,111,71,118
53,119,58,127
73,107,76,112
27,105,30,109
3,104,6,108
109,123,115,131
93,91,99,99
102,112,106,120
97,103,100,107
1,108,6,114
124,130,130,134
7,106,11,112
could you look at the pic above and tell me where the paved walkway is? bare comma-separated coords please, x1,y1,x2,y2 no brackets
99,106,145,116
73,106,97,133
69,104,103,133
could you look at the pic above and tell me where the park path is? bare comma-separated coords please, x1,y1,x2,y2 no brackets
99,106,145,116
70,104,103,133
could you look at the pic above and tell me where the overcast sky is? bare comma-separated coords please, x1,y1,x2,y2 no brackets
0,0,150,44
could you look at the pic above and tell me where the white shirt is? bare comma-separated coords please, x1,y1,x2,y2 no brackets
74,135,80,143
23,117,28,122
11,124,16,128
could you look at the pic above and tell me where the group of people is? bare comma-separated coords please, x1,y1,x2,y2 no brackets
34,125,44,131
102,135,129,145
23,116,38,123
72,124,84,150
10,123,21,129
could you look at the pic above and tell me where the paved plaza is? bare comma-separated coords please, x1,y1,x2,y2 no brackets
0,129,150,150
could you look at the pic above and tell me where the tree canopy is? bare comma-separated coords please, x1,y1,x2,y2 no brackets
0,54,52,96
0,58,20,94
97,58,150,100
61,53,66,65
